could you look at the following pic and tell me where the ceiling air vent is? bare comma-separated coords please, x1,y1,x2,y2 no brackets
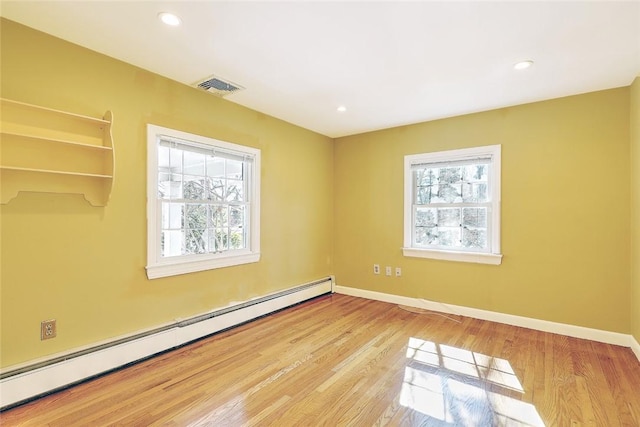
194,75,244,97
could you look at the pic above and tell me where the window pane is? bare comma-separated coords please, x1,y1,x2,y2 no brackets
207,157,225,178
462,164,488,182
161,230,183,257
158,145,171,169
415,208,437,227
208,178,225,201
212,228,229,252
226,180,244,202
158,173,183,199
226,159,243,179
438,227,461,247
438,184,462,203
169,148,183,173
229,228,244,250
229,206,245,228
415,226,438,246
184,150,205,176
462,227,487,249
437,208,460,227
162,202,183,229
415,169,437,186
438,167,462,184
462,182,488,203
183,176,206,200
462,208,487,228
185,229,207,254
416,186,437,204
209,205,228,228
185,204,207,230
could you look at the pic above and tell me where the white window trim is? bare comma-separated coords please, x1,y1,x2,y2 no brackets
402,144,502,265
146,124,261,279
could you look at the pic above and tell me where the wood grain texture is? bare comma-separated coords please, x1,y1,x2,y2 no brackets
2,294,639,426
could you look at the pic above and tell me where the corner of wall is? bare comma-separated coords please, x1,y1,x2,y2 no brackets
631,75,640,344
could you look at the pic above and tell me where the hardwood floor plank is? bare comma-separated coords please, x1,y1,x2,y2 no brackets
2,294,639,426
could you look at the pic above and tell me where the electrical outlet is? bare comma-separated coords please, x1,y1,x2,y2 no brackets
396,267,402,277
385,266,392,276
41,319,57,340
373,264,380,274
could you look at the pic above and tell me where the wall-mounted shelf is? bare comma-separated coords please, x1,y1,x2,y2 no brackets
0,98,114,206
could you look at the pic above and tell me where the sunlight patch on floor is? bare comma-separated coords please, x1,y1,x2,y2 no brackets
401,337,545,426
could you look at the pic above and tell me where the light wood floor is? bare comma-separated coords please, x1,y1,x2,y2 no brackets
2,294,640,426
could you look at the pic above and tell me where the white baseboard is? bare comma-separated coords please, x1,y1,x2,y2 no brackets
0,278,333,409
334,285,639,358
631,335,640,362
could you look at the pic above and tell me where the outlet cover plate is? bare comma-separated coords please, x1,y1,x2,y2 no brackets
41,319,57,340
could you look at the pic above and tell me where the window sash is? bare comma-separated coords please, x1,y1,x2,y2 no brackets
157,142,252,259
412,203,492,253
412,161,491,204
158,200,251,257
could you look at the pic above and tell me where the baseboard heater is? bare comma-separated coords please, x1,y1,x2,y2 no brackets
0,277,333,410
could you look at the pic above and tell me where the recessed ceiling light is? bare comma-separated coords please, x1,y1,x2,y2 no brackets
159,12,181,26
337,105,347,113
514,60,534,70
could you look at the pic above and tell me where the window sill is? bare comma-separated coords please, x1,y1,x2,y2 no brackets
146,252,260,279
402,247,502,265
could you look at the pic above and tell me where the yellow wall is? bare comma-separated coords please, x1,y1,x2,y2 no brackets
334,88,631,333
0,20,334,367
631,76,640,343
1,18,636,370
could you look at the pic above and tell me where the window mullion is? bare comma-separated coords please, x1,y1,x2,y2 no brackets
414,202,491,209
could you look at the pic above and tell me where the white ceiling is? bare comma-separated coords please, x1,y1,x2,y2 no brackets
1,1,639,138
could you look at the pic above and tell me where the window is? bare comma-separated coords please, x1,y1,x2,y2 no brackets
403,145,502,265
146,124,260,279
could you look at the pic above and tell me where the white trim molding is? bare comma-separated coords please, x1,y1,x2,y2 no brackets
0,278,333,410
402,247,502,265
404,144,502,264
631,335,640,362
146,124,261,279
334,285,639,357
